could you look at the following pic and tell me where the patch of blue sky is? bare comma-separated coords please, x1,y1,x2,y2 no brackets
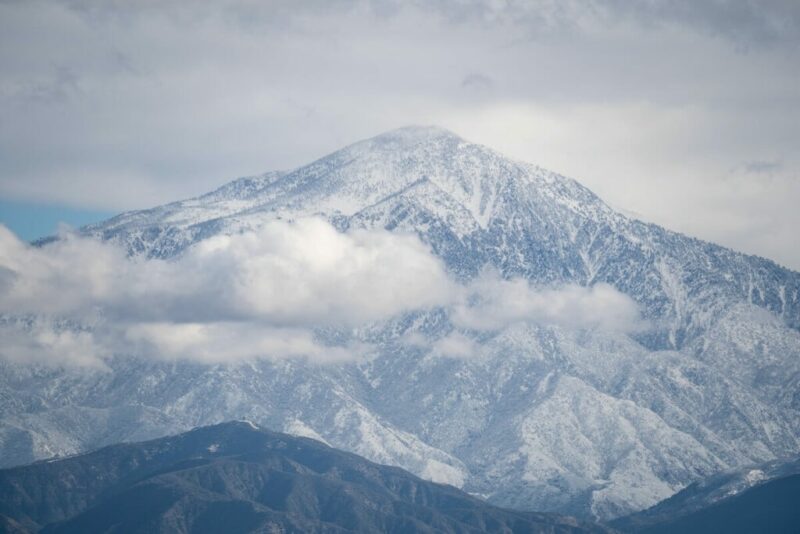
0,199,115,242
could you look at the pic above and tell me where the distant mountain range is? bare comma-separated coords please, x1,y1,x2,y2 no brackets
1,126,799,520
0,421,612,533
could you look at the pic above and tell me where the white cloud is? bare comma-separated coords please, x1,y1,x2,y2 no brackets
0,224,128,317
452,273,645,334
124,322,368,364
0,219,454,325
0,219,453,366
176,218,456,327
0,321,107,369
0,220,644,367
431,331,478,359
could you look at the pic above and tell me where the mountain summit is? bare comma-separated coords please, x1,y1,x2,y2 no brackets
88,124,612,261
2,127,799,520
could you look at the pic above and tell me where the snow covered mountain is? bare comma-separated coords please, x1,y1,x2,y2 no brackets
2,126,799,520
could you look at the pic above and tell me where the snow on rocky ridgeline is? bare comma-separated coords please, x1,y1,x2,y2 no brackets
4,126,800,520
84,126,800,339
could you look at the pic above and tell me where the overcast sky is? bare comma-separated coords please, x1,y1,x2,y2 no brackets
1,0,799,269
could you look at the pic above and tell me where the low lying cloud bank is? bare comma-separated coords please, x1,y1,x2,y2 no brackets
0,220,644,367
430,331,479,359
453,274,645,334
0,219,454,325
0,321,104,368
124,322,370,364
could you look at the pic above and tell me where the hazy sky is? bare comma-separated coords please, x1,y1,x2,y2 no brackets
1,0,799,269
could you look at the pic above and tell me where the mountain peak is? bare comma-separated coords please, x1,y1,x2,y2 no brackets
375,124,462,142
347,125,466,153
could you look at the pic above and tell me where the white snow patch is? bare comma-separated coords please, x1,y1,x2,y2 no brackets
284,419,330,446
239,420,259,430
421,458,467,487
744,468,766,485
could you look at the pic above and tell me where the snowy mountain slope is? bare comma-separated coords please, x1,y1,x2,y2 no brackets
353,319,798,518
84,126,800,340
3,126,800,520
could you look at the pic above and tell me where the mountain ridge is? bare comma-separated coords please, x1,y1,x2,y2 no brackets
93,124,796,269
0,421,614,534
